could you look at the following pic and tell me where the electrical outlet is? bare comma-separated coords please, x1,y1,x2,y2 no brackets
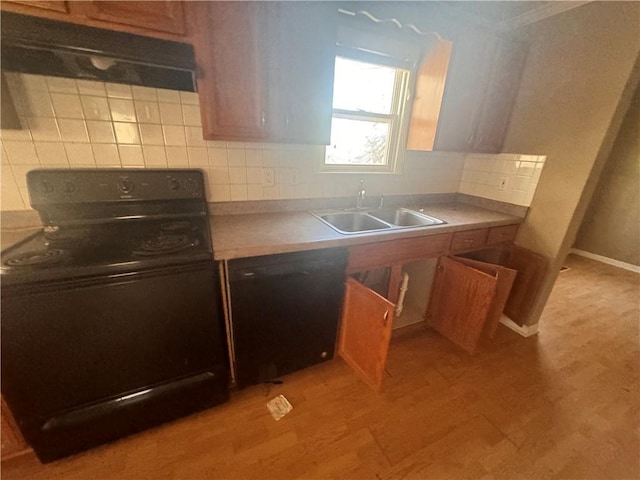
262,168,275,186
499,177,509,191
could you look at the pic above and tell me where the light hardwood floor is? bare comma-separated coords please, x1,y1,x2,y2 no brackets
3,254,639,479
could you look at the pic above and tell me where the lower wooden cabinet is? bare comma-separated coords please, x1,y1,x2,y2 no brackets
338,227,546,390
425,256,516,353
338,278,395,391
1,397,28,460
450,228,489,253
462,244,547,326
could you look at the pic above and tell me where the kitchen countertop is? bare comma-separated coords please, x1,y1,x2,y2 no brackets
210,202,523,260
0,201,523,260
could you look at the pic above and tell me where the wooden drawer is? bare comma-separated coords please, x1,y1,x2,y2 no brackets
347,233,452,273
486,224,519,245
450,228,488,253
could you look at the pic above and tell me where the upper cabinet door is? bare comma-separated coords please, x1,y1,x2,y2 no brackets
406,36,454,151
4,1,67,13
195,2,268,141
339,277,395,391
434,30,527,154
81,1,186,35
472,39,528,153
433,30,496,152
267,3,337,144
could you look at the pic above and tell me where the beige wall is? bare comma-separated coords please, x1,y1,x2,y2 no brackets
503,1,640,324
574,83,640,266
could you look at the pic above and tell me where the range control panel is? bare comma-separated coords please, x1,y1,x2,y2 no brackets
27,169,205,206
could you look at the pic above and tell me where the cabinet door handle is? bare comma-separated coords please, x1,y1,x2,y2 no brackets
261,111,266,128
463,238,475,244
383,310,389,322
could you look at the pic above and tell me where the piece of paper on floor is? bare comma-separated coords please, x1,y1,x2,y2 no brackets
266,394,293,421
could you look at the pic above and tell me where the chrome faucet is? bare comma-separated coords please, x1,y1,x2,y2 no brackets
355,179,366,209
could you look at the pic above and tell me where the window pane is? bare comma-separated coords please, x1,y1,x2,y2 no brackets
332,57,396,114
325,118,390,165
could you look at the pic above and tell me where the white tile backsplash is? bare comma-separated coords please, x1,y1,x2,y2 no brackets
459,152,546,206
50,93,84,118
86,120,116,144
105,83,132,99
81,96,111,121
2,73,542,211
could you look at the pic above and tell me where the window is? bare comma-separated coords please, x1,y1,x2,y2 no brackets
323,56,411,173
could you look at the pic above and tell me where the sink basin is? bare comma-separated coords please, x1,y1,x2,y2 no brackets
315,212,391,234
312,207,446,234
368,208,446,227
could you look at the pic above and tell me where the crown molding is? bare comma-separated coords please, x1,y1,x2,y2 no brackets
499,1,593,32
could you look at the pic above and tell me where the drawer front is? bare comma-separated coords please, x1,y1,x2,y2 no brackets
347,233,452,272
486,224,519,245
450,228,488,253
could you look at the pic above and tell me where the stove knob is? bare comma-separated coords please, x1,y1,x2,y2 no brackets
40,181,54,195
63,181,76,194
119,178,134,194
167,178,180,191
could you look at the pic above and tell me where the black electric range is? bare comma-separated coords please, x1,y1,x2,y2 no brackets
2,216,213,285
1,169,230,463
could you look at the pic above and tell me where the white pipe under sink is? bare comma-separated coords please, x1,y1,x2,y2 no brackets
395,272,410,316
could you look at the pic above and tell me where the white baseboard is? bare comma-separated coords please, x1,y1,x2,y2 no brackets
570,248,640,273
499,315,539,337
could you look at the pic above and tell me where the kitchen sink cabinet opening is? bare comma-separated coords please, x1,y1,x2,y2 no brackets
337,229,547,391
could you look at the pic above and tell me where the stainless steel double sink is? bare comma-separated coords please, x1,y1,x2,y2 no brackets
311,207,445,235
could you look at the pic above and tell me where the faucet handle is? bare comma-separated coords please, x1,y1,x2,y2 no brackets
378,194,384,209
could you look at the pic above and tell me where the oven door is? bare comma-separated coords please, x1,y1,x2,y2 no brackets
1,261,229,461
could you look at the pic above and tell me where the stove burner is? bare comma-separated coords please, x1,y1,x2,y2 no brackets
134,234,198,256
4,249,65,267
44,228,87,246
160,221,193,233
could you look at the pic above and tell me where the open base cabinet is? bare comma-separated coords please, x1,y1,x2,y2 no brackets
337,242,547,390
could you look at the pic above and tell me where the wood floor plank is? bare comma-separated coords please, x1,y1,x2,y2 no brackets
2,254,638,479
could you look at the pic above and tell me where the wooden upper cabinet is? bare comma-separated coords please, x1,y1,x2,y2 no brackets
472,39,528,153
434,30,496,152
194,2,268,141
266,3,337,144
4,1,68,13
434,30,527,154
406,36,453,151
193,2,337,143
78,1,186,36
1,1,190,40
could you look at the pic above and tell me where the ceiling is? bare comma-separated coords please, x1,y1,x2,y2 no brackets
440,1,551,22
434,1,591,31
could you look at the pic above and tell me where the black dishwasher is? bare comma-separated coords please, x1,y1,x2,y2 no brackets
228,248,347,387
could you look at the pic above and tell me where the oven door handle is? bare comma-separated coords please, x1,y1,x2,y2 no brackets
41,372,215,431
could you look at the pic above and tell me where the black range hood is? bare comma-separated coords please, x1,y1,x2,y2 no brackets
1,12,196,92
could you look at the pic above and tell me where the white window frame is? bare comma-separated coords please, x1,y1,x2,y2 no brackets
321,55,413,175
